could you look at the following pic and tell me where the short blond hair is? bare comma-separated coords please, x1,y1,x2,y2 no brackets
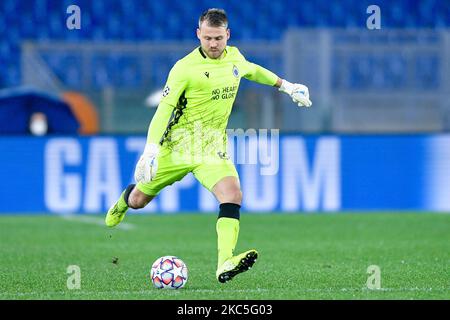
198,8,228,28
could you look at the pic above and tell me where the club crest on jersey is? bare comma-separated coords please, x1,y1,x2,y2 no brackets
232,65,239,78
162,86,170,97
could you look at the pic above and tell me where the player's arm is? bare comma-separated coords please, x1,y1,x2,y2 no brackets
134,63,188,183
243,61,312,107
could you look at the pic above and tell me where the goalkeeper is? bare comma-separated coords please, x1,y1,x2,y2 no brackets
105,8,312,283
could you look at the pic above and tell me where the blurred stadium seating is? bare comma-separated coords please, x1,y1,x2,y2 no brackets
1,0,449,88
1,0,449,133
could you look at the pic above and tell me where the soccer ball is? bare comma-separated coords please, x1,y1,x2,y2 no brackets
150,256,188,289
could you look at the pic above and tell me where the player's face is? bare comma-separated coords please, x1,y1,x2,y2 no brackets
197,22,230,59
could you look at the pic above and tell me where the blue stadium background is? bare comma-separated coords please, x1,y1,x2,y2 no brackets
1,0,449,88
1,0,450,214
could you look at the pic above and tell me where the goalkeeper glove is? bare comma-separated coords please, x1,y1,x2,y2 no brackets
279,79,312,107
134,143,159,183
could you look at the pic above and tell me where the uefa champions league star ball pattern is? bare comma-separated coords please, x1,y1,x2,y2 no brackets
151,256,188,289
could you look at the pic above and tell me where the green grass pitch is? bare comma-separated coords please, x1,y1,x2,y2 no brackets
0,213,449,299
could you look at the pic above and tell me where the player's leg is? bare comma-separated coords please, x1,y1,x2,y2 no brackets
212,176,242,268
193,162,258,283
212,176,258,283
105,147,190,227
105,184,155,227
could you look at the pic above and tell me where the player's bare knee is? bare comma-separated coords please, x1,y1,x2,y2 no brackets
213,178,242,203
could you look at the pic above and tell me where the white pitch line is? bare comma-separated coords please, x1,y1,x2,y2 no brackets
60,215,135,230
